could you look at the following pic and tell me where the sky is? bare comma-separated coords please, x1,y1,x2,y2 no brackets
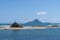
0,0,60,23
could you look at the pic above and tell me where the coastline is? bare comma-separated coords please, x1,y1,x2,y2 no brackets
0,26,60,30
0,27,47,30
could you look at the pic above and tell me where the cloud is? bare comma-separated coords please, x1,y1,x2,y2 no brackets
36,11,47,15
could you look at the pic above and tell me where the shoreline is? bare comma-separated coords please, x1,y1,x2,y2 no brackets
0,26,60,30
0,27,47,30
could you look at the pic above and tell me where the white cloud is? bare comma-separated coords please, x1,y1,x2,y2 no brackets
36,11,47,15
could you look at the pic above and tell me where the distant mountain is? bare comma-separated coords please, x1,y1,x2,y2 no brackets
22,19,52,26
24,19,42,24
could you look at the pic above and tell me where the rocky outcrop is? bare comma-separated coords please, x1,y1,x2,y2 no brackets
10,22,22,28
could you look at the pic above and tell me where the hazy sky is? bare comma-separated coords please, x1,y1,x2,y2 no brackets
0,0,60,23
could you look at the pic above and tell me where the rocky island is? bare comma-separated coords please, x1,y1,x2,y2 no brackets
10,21,22,28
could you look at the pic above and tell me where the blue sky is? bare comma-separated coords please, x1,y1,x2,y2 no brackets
0,0,60,23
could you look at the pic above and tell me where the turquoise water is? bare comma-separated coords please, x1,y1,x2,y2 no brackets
0,28,60,40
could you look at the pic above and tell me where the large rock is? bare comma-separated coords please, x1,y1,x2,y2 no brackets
11,22,22,28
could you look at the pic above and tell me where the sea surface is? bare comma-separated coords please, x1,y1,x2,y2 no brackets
0,28,60,40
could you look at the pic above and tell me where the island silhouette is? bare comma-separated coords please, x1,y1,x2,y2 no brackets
22,19,51,26
11,21,22,28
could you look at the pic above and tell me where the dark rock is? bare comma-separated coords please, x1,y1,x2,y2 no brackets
52,24,59,27
11,22,22,28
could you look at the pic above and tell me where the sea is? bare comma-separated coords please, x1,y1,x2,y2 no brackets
0,25,60,40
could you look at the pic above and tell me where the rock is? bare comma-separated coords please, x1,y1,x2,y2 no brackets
10,22,22,28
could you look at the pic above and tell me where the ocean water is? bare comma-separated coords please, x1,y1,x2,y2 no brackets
0,28,60,40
